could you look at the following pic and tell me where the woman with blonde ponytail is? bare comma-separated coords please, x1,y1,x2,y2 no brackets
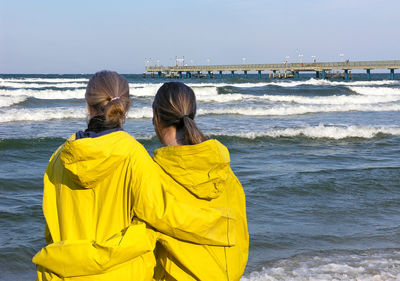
32,72,234,281
152,82,249,281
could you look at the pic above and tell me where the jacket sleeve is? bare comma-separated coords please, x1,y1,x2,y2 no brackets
130,143,236,246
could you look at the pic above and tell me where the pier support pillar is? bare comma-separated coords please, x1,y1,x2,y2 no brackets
258,70,262,79
208,71,212,79
390,69,395,80
179,71,182,79
366,69,371,80
197,71,201,78
219,71,223,78
273,70,276,79
244,71,248,79
151,72,155,78
321,70,326,79
231,71,235,78
316,71,320,79
294,71,299,79
158,72,162,78
344,70,349,81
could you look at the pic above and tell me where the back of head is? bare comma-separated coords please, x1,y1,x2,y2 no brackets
85,70,131,128
152,82,207,145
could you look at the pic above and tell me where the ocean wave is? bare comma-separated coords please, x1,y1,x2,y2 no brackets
1,125,399,141
0,81,86,89
266,78,400,88
131,84,400,104
348,86,400,96
0,77,88,83
2,101,400,122
0,86,243,103
259,93,400,105
198,103,400,116
0,107,85,122
209,125,400,140
0,89,85,100
0,106,154,122
0,96,27,107
170,79,399,89
1,78,398,91
2,87,399,105
241,249,400,281
182,79,399,89
130,84,234,101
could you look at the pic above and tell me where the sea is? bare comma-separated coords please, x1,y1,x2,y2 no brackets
1,73,399,281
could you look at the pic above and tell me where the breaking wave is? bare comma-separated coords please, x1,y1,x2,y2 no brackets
3,102,400,122
198,104,400,116
185,79,400,88
265,78,400,88
0,107,154,122
259,93,400,105
0,77,89,83
241,249,400,281
0,96,27,107
348,86,400,96
0,89,85,100
0,81,86,89
209,125,400,140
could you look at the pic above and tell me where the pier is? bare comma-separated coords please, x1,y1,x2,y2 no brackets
145,60,399,80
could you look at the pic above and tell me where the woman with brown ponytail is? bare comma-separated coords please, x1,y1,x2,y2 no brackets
152,82,249,281
32,71,234,281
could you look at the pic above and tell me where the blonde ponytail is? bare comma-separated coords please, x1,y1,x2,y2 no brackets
85,71,131,129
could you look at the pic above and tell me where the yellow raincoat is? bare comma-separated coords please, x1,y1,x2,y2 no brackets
32,131,235,281
153,139,249,281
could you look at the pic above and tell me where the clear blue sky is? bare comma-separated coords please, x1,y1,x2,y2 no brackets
1,0,399,74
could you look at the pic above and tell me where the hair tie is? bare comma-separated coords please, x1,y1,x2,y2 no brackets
181,115,190,119
110,96,120,101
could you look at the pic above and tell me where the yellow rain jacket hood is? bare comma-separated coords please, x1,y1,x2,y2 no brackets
153,139,249,281
32,132,235,281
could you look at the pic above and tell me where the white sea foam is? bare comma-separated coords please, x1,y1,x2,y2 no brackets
0,77,88,83
0,89,85,100
129,84,161,97
197,93,246,102
191,87,247,102
259,93,400,105
198,103,400,116
0,81,86,89
3,101,400,122
126,107,153,119
0,107,85,122
241,249,400,281
349,86,400,96
2,87,398,105
0,96,27,107
0,106,154,122
0,86,241,103
266,78,400,88
182,79,399,89
129,84,221,98
211,125,400,140
187,82,270,88
129,85,245,102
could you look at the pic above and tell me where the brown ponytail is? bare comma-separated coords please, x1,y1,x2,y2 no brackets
152,82,207,145
85,70,131,128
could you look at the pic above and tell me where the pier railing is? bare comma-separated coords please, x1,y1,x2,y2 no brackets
146,60,400,72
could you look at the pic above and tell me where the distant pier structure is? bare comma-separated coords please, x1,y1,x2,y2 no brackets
144,60,399,80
